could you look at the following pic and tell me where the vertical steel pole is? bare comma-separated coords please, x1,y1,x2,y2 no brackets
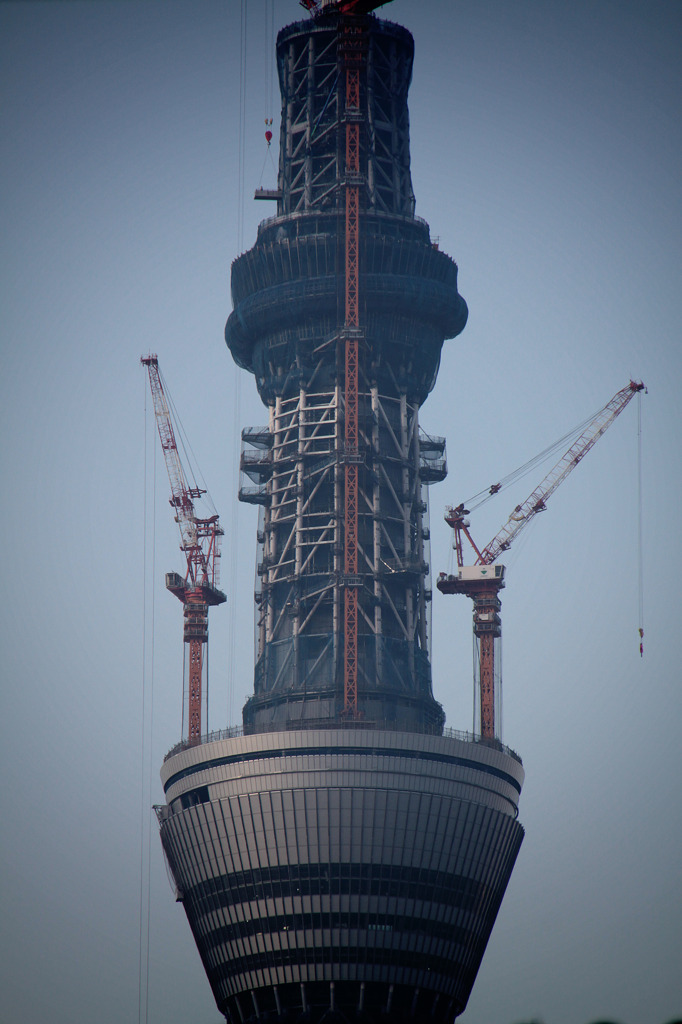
472,585,501,739
478,633,495,738
342,21,362,717
188,638,203,741
184,595,208,743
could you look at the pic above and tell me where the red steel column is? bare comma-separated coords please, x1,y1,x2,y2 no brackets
478,633,495,738
188,638,203,741
342,23,362,717
184,595,208,742
473,585,501,739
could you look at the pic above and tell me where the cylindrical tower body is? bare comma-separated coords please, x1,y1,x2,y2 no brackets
226,13,467,733
159,11,523,1024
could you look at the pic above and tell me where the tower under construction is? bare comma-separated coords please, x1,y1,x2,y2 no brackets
156,6,524,1022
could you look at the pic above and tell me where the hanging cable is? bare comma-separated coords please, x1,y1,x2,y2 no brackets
462,407,603,513
138,374,147,1024
226,0,249,725
637,391,644,656
258,137,278,190
269,0,275,117
227,375,243,726
238,0,248,254
264,0,269,123
261,0,276,183
159,365,218,518
138,377,156,1024
264,0,275,122
144,435,156,1024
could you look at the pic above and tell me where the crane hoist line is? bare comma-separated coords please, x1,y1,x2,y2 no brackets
438,379,646,741
141,354,226,744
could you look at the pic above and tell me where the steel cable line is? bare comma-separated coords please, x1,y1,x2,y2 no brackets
637,392,645,656
138,380,156,1024
463,408,603,513
159,365,219,519
226,0,248,725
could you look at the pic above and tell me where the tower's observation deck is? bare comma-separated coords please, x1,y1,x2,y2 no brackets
158,11,524,1024
159,728,523,1024
225,14,467,733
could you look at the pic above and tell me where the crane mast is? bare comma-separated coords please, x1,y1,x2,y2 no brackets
142,354,226,743
438,380,645,740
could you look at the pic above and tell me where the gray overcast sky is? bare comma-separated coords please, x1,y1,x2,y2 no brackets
1,2,680,1023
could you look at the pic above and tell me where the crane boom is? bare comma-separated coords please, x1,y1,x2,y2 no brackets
478,380,646,565
142,354,201,558
438,379,646,741
142,354,226,743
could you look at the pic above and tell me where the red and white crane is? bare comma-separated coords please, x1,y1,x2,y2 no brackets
142,354,226,743
438,380,646,740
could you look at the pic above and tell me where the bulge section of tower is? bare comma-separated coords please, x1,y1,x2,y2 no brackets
224,14,467,735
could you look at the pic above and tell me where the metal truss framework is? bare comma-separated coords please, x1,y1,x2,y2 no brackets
240,384,446,720
278,15,415,218
227,13,467,733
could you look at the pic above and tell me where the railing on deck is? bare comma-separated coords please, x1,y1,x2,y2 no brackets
164,722,522,766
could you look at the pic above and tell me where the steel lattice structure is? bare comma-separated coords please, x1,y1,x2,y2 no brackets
228,13,467,733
